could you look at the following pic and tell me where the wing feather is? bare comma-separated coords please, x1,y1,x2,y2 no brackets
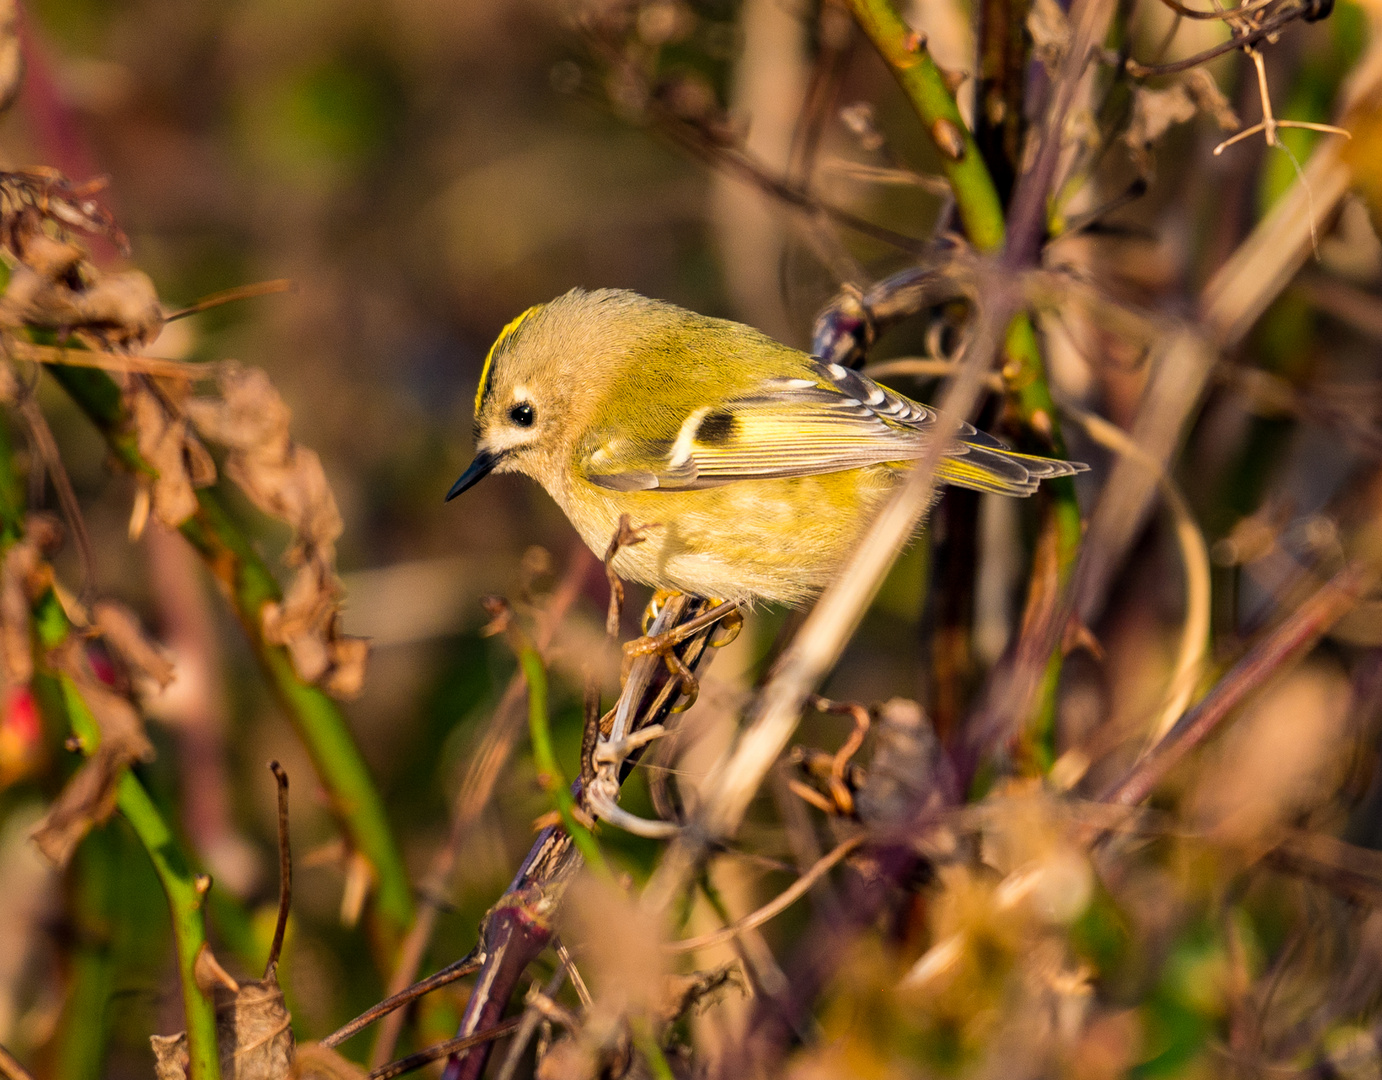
578,358,1086,495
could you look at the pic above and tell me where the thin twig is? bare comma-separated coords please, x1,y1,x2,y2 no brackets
164,278,294,321
0,1043,35,1080
7,336,211,378
553,936,594,1009
322,948,486,1050
265,760,291,975
17,391,96,599
442,595,724,1080
1125,5,1311,76
493,967,568,1080
368,1018,523,1080
666,835,866,954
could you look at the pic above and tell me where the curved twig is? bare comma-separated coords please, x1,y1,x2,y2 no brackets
1056,401,1211,747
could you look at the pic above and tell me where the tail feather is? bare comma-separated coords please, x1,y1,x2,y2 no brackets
937,441,1088,497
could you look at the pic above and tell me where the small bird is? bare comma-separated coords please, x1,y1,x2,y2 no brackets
447,288,1086,606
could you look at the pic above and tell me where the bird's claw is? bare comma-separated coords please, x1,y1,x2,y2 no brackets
622,596,742,712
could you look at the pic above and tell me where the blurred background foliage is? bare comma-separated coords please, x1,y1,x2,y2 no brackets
0,0,1380,1077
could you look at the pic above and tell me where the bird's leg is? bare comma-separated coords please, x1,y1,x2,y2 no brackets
621,598,743,712
603,513,659,638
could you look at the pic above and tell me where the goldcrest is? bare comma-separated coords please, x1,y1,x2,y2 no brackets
447,288,1086,606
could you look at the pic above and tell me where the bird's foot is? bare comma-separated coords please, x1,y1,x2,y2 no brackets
621,596,743,712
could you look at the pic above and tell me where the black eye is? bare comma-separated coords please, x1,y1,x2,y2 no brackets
509,402,535,427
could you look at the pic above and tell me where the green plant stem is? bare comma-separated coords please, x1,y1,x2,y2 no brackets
846,0,1083,764
516,645,610,878
54,830,118,1080
117,772,221,1077
0,395,220,1073
44,361,414,941
843,0,1006,251
17,568,222,1076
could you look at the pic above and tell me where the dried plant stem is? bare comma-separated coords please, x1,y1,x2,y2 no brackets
266,761,291,975
369,1018,522,1080
493,967,568,1080
5,337,209,379
666,835,865,954
0,1042,35,1080
163,278,293,321
1101,562,1373,808
323,950,485,1050
46,361,414,939
1056,401,1211,748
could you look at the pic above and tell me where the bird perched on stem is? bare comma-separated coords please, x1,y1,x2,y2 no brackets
448,288,1086,606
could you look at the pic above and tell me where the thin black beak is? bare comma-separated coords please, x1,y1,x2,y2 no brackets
445,447,502,501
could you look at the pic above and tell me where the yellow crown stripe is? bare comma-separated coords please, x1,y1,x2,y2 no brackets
474,304,543,414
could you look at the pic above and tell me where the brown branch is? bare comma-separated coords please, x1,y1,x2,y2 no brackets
265,760,291,976
1125,5,1308,76
322,948,486,1051
368,1018,522,1080
1099,562,1373,808
441,594,727,1080
163,278,293,322
369,550,591,1066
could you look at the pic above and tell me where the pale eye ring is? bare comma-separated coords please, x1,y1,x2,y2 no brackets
509,402,535,427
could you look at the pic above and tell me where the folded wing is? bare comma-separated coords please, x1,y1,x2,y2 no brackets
577,359,1086,496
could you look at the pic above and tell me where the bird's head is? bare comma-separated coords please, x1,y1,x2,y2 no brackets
446,288,661,500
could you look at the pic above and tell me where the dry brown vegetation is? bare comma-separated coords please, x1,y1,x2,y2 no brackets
2,0,1382,1079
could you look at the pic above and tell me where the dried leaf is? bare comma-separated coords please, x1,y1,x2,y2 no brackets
1028,0,1070,71
30,645,156,866
187,364,367,697
152,965,296,1080
127,379,215,531
1125,69,1239,173
0,538,36,687
0,170,127,260
0,233,161,349
656,965,741,1026
93,599,175,689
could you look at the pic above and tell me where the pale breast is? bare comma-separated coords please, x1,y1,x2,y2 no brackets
553,467,903,605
